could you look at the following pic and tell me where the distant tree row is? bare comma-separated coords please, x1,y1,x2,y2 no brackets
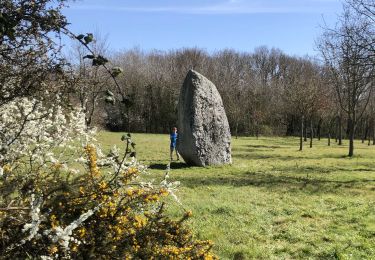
71,46,321,134
71,47,373,142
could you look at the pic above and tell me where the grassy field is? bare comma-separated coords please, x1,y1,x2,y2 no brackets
97,132,375,259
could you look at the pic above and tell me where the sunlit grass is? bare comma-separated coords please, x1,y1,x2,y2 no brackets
97,132,375,259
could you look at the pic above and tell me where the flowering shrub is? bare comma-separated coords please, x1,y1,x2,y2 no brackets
0,97,89,166
0,98,216,259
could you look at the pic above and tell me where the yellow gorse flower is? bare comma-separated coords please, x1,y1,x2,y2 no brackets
52,162,62,170
77,227,86,238
126,189,133,196
71,244,78,252
50,214,59,229
133,215,147,228
85,145,100,178
99,180,108,190
49,245,58,255
2,164,12,174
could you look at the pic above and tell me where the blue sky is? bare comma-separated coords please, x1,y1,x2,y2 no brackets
62,0,343,57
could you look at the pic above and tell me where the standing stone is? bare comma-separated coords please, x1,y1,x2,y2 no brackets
177,70,231,166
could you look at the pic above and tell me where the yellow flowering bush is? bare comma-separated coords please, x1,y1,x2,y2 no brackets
0,134,216,259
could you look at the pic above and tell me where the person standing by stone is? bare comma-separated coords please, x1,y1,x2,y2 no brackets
170,127,180,161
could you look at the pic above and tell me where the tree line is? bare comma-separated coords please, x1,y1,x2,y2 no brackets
72,46,325,135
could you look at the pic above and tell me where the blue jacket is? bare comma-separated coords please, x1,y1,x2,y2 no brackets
170,133,178,148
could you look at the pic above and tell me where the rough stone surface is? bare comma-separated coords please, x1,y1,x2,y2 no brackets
177,70,231,166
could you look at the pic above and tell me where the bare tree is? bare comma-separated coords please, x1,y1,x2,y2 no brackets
318,7,374,156
282,57,321,150
68,32,112,127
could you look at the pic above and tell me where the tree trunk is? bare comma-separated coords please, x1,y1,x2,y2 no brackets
338,115,343,145
335,116,338,142
364,121,369,143
310,119,313,148
235,121,239,139
317,118,322,141
348,117,355,157
286,116,294,136
328,132,331,146
327,119,332,146
300,115,304,151
361,119,367,143
304,118,307,142
349,131,354,157
335,116,339,143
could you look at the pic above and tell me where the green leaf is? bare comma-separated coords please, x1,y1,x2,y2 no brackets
84,33,93,44
105,96,115,105
83,54,95,59
106,90,114,97
92,55,109,66
110,67,123,77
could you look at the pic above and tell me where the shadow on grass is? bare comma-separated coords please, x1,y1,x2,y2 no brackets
233,153,297,160
148,162,190,170
175,171,375,194
246,144,281,149
232,152,362,161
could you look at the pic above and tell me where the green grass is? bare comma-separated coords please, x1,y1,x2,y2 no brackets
97,132,375,259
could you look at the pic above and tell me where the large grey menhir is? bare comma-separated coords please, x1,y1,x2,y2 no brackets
177,70,232,166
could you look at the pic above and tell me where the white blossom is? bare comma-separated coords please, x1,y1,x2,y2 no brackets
48,206,100,251
0,97,92,175
160,163,181,205
21,194,43,243
40,256,53,260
